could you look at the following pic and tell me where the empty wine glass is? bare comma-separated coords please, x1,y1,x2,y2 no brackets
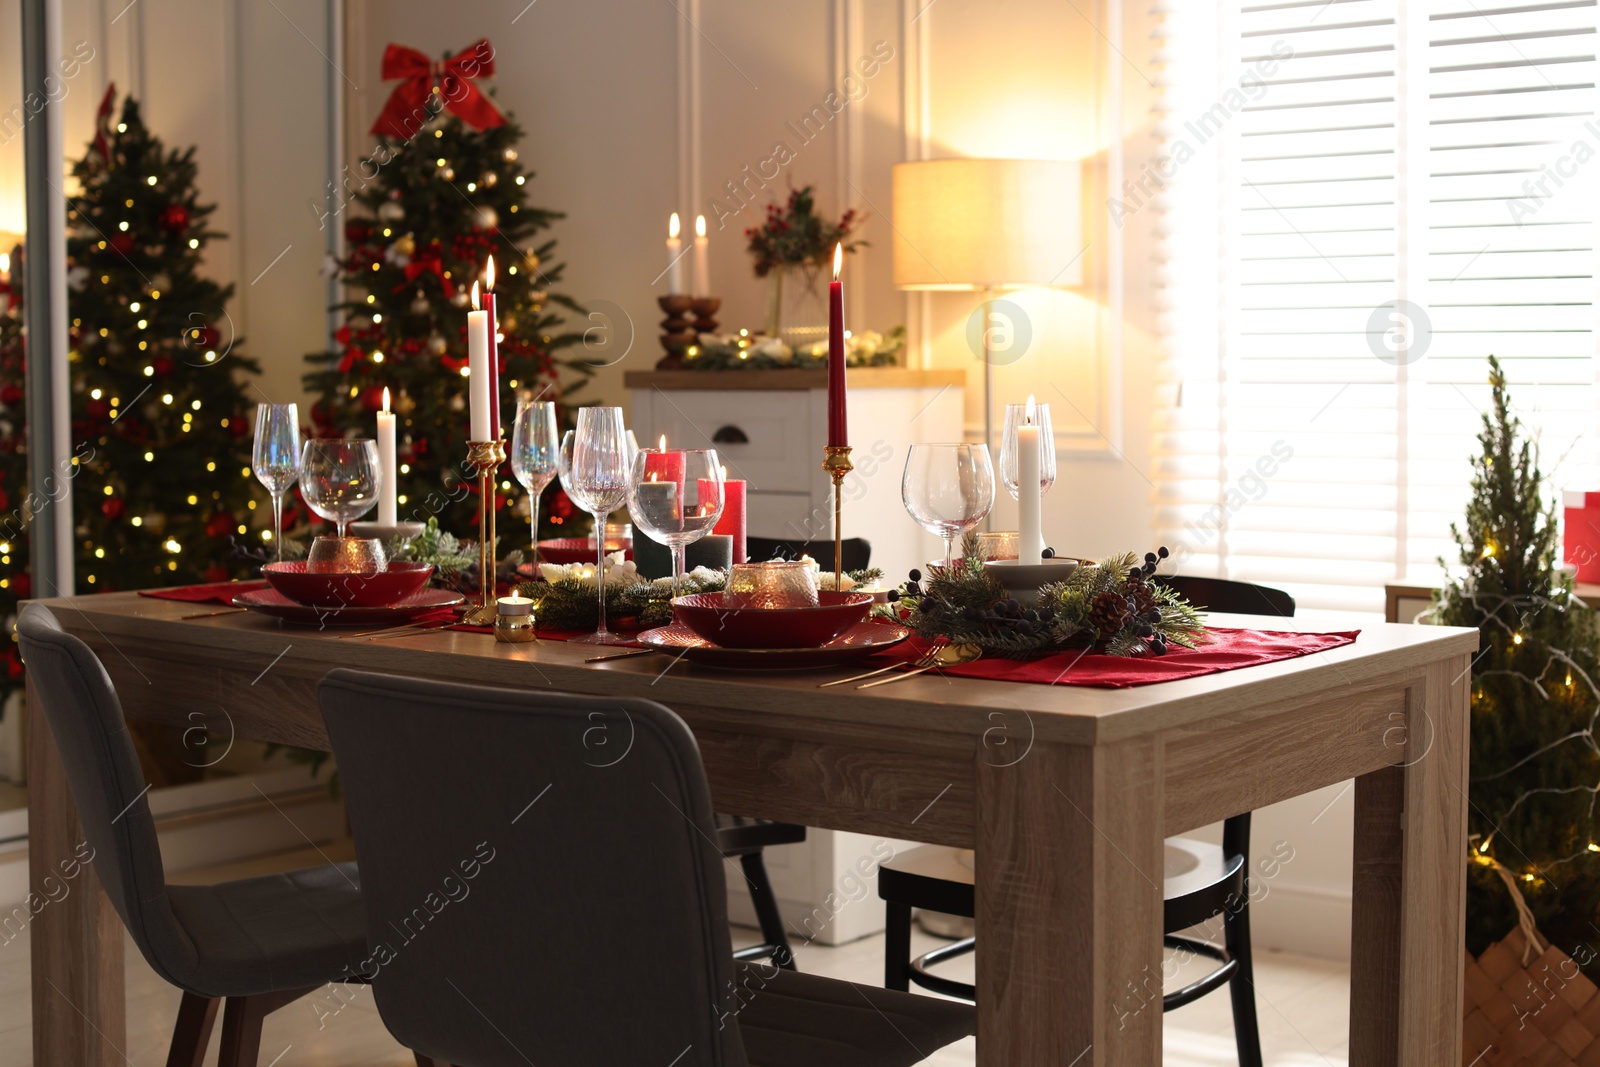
557,429,575,493
902,443,996,570
252,403,302,563
299,439,381,539
1000,400,1057,498
511,399,560,570
627,448,724,598
565,407,631,644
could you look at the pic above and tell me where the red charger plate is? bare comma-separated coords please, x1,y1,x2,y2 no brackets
232,587,463,626
262,561,434,608
671,591,876,649
636,620,910,669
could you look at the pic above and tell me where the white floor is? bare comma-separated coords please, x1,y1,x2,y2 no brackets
0,842,1352,1066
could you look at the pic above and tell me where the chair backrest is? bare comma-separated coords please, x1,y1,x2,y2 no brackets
318,669,750,1067
745,535,871,573
15,604,197,986
1154,574,1295,618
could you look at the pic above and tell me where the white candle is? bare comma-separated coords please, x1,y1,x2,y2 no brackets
467,280,491,442
693,214,710,297
666,212,684,295
377,387,397,525
1018,394,1043,565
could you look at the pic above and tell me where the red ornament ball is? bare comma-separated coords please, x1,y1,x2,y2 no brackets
360,386,386,412
101,497,125,520
0,384,21,407
159,204,191,233
109,233,135,256
345,219,373,244
229,415,249,438
9,573,28,601
205,512,235,539
153,355,175,377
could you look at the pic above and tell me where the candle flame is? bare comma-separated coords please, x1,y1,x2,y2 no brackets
832,242,843,279
659,434,667,451
669,212,681,239
720,464,727,479
382,387,391,414
695,214,707,238
648,471,659,482
485,255,496,292
1025,394,1037,424
471,280,480,311
0,253,10,274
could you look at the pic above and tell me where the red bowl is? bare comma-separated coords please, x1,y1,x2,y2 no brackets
535,537,633,565
261,561,434,608
671,590,875,649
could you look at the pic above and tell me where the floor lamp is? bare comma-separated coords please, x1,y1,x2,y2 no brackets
890,159,1082,455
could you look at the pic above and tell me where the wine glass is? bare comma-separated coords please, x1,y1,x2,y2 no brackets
252,403,302,563
1000,401,1057,499
628,448,724,598
510,399,560,570
565,407,631,644
902,443,996,570
557,429,575,494
298,439,381,539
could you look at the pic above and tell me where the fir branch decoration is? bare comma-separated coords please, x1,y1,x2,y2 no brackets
890,536,1204,658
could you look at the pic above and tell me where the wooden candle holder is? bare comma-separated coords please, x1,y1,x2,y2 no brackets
657,295,696,368
690,296,720,336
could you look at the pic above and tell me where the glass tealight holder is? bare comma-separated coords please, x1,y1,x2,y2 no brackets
306,536,388,574
977,531,1020,561
723,561,820,609
494,595,537,644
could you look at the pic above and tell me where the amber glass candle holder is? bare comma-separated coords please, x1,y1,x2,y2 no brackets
723,561,820,610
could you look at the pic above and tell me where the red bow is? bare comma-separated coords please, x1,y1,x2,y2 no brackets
370,39,505,141
396,248,455,297
92,83,116,163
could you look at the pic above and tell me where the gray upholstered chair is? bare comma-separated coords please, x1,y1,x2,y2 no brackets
17,604,379,1067
319,668,975,1067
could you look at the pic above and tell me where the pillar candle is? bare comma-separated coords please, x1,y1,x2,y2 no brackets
635,478,680,525
693,214,711,297
377,387,397,526
1018,395,1043,566
483,256,500,437
467,281,491,442
631,523,672,580
643,439,686,498
687,534,733,573
666,213,684,295
701,467,746,563
827,243,847,447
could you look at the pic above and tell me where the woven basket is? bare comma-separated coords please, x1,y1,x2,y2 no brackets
1463,927,1600,1065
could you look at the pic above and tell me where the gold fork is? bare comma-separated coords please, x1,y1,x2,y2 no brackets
818,644,943,688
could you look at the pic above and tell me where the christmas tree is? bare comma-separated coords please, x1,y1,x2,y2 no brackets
304,48,588,543
1435,355,1600,972
0,248,26,697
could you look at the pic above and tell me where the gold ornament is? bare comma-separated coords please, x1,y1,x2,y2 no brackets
396,391,417,416
427,332,448,355
394,232,416,256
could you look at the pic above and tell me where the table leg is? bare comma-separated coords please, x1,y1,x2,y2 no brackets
27,673,126,1067
1349,655,1469,1065
975,736,1163,1065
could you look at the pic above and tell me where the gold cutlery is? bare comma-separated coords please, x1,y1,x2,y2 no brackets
364,620,458,641
340,618,452,639
180,608,248,620
856,644,983,690
819,645,944,688
585,648,657,663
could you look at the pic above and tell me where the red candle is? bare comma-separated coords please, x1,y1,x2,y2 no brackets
701,470,746,563
484,256,501,437
827,243,847,447
643,439,686,496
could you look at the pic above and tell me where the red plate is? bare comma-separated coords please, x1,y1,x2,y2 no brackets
232,587,464,626
635,620,910,669
261,561,434,608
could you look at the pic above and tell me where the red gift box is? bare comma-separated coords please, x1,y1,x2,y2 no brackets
1563,491,1600,582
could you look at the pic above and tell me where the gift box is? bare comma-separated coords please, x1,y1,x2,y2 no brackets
1564,492,1600,583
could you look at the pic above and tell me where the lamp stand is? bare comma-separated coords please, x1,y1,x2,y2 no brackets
980,288,995,530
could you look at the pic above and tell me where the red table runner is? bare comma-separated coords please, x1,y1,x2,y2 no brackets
139,580,268,605
873,626,1360,688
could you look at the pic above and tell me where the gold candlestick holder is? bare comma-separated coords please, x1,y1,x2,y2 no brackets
462,438,508,626
822,445,854,591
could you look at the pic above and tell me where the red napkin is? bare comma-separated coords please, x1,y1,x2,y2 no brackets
140,581,269,605
874,627,1360,689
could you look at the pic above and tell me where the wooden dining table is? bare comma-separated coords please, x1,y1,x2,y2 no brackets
26,590,1477,1065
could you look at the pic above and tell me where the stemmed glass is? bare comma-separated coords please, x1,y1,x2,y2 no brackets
565,407,632,644
627,448,724,598
902,443,996,570
298,439,381,538
252,403,302,562
510,399,560,570
999,400,1057,499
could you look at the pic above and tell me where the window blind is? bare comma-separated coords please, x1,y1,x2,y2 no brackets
1152,0,1600,613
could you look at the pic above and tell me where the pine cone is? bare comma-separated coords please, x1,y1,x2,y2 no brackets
1125,577,1157,617
1089,591,1131,637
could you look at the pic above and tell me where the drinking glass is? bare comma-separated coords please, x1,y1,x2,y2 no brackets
298,439,381,539
901,443,996,570
556,429,575,493
999,401,1057,499
252,403,301,562
565,407,632,644
510,399,560,569
627,448,724,598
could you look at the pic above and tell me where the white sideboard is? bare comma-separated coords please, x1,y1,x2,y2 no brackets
625,367,966,583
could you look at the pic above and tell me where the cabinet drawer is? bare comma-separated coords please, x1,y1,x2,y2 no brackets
636,390,817,494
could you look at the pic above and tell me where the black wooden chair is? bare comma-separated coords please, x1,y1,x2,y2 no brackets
320,669,975,1067
746,535,872,573
876,575,1293,1067
16,605,386,1067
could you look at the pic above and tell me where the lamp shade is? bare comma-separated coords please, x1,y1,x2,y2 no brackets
892,158,1081,291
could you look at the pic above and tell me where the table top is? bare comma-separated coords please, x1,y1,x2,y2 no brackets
31,591,1479,746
